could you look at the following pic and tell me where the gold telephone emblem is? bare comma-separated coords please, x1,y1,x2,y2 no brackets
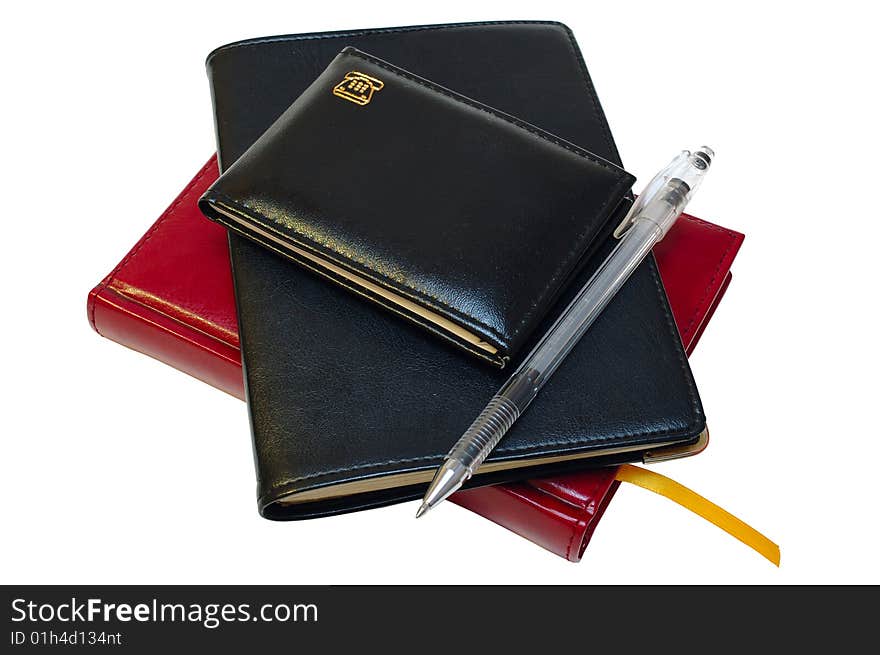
333,71,384,106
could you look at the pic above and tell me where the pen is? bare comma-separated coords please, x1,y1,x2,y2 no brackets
417,146,715,518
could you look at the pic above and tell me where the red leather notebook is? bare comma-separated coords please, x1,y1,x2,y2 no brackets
88,156,743,561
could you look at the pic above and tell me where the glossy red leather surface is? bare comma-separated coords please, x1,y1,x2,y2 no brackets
88,155,744,560
453,468,621,561
88,158,241,395
652,212,744,355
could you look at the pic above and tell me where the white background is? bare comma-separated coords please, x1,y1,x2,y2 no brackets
2,1,878,584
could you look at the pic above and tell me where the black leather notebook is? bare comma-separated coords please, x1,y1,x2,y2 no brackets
200,47,634,366
204,21,706,519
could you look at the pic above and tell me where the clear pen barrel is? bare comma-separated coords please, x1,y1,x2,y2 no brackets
446,219,662,474
445,147,713,479
515,217,662,389
518,147,714,390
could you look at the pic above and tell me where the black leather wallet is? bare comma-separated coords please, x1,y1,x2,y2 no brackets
200,47,634,366
203,22,706,519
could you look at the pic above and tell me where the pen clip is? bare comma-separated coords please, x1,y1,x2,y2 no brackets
612,202,638,239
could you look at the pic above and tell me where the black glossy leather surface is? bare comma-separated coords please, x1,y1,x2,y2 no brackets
205,21,704,519
201,47,634,365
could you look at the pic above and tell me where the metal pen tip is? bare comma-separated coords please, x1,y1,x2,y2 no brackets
418,459,469,518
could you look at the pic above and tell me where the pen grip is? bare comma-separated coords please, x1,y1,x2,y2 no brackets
448,393,521,475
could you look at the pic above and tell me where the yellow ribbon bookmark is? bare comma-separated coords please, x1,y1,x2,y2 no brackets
614,464,780,566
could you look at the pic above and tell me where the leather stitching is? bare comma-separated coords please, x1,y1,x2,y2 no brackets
206,40,633,351
646,256,704,426
677,217,741,342
207,20,618,162
262,244,718,497
202,22,706,496
554,24,620,163
262,413,703,495
211,214,501,366
208,192,514,349
209,165,626,355
91,24,731,499
504,176,630,343
258,261,706,494
345,48,627,175
206,22,632,350
207,20,620,173
207,21,570,62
